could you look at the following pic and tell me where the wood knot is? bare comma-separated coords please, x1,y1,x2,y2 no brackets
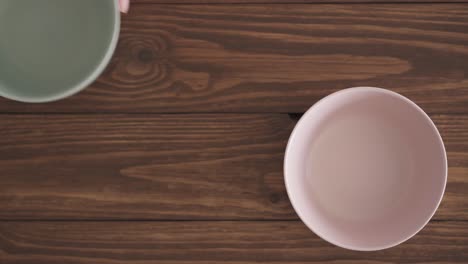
263,172,288,205
269,193,281,204
97,33,171,91
138,49,154,63
288,113,303,122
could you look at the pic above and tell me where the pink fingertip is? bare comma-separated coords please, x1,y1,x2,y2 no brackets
119,0,130,13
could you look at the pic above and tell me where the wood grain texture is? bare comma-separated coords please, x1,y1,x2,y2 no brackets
1,4,468,113
1,221,467,263
0,114,294,220
0,114,466,220
135,0,468,3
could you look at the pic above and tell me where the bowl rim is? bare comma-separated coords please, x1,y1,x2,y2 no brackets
283,86,448,251
0,0,121,103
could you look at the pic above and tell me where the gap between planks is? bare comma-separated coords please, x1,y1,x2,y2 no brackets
0,219,464,222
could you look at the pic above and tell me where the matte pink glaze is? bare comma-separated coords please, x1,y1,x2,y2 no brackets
284,87,447,251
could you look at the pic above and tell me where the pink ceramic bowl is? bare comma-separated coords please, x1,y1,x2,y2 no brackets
284,87,447,251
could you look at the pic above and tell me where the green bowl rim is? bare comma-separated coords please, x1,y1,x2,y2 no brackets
0,0,121,103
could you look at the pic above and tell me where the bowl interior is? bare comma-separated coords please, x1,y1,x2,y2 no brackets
0,0,118,102
285,87,446,250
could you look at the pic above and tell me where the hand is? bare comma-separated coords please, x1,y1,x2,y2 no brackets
120,0,130,13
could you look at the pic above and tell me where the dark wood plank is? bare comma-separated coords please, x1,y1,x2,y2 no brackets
1,4,468,113
1,221,467,263
434,115,468,220
135,0,468,2
0,114,293,220
0,114,466,220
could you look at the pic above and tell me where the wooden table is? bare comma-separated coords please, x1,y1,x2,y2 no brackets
1,1,468,263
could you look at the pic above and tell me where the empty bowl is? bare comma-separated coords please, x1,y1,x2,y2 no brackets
284,87,447,251
0,0,120,102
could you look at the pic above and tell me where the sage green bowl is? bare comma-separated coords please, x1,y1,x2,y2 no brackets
0,0,120,103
